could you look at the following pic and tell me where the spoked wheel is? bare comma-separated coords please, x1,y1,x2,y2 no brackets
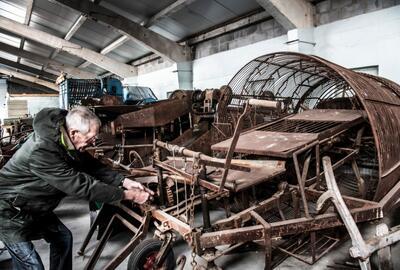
127,239,176,270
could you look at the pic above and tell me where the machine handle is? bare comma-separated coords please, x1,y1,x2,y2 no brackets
248,98,281,110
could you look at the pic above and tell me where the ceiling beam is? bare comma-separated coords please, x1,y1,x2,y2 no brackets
18,0,35,63
0,15,137,78
0,41,97,79
54,0,191,63
78,35,129,69
144,0,198,27
0,56,57,81
49,14,88,60
256,0,314,30
8,77,58,95
77,0,196,69
187,10,271,45
0,66,58,91
64,14,88,40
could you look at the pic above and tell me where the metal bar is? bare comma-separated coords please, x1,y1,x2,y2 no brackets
103,213,150,270
200,206,382,249
151,209,192,236
250,211,272,270
219,102,251,191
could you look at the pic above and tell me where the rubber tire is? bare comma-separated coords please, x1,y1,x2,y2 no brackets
127,239,176,270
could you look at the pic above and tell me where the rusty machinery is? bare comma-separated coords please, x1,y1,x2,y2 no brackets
0,117,32,167
86,86,241,170
77,52,400,270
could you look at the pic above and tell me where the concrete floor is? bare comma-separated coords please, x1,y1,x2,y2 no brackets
1,197,400,270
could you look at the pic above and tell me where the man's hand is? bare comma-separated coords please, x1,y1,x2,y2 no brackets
123,188,151,204
122,178,154,195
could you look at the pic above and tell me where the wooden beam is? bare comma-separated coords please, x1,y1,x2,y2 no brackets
49,14,88,59
187,10,271,45
0,56,57,81
78,35,129,69
18,0,35,63
144,0,198,27
256,0,314,30
0,15,137,78
54,0,191,63
0,67,59,91
77,0,196,68
65,14,88,40
0,41,97,79
8,77,58,95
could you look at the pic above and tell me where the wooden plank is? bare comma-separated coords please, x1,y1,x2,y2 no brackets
7,99,28,118
211,131,318,157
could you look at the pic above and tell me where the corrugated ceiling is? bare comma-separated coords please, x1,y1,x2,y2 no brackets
0,0,308,79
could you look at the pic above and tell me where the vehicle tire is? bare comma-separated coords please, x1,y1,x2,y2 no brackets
127,238,175,270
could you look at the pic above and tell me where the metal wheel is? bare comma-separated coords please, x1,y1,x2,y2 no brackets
127,239,175,270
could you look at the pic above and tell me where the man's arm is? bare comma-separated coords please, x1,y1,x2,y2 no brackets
30,147,124,203
79,152,153,195
79,152,124,187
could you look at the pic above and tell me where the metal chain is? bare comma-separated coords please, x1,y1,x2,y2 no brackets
191,250,198,269
189,157,200,269
189,158,199,227
171,145,180,213
184,156,188,221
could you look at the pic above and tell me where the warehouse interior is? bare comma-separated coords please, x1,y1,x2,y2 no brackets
0,0,400,269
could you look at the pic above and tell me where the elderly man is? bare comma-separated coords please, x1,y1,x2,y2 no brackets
0,106,153,270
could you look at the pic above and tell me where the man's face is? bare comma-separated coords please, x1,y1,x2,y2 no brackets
69,123,99,152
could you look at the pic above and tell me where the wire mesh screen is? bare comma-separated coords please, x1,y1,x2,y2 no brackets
227,52,359,113
59,79,102,109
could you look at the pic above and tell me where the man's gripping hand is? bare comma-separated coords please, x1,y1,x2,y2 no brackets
121,178,154,204
123,188,151,204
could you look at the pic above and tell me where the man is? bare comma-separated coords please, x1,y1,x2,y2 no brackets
0,106,153,270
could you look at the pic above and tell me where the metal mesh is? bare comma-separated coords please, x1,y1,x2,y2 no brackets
59,79,102,109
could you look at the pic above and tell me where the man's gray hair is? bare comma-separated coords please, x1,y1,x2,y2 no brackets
65,106,101,134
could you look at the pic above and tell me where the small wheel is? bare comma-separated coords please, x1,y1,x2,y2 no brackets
127,239,175,270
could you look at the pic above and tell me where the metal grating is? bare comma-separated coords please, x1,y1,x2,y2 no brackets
261,119,339,134
59,79,102,109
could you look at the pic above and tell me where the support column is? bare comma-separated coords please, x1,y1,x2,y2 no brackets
0,79,7,121
176,61,193,90
286,28,315,54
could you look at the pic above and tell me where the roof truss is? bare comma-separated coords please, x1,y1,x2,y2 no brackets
256,0,314,30
54,0,191,63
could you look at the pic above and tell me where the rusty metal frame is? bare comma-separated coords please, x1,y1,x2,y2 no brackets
75,52,400,269
150,135,383,268
78,203,151,270
227,52,400,201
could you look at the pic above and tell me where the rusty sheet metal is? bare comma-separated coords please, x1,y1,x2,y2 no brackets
289,109,364,122
212,131,318,158
113,98,191,128
227,52,400,201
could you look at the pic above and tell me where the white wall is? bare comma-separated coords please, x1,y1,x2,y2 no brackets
124,65,179,100
0,79,7,122
129,5,400,99
9,96,59,117
192,35,288,89
314,5,400,83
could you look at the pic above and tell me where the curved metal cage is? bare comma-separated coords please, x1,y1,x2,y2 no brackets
228,52,400,201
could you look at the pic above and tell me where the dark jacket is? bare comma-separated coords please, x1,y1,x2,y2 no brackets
0,108,124,243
